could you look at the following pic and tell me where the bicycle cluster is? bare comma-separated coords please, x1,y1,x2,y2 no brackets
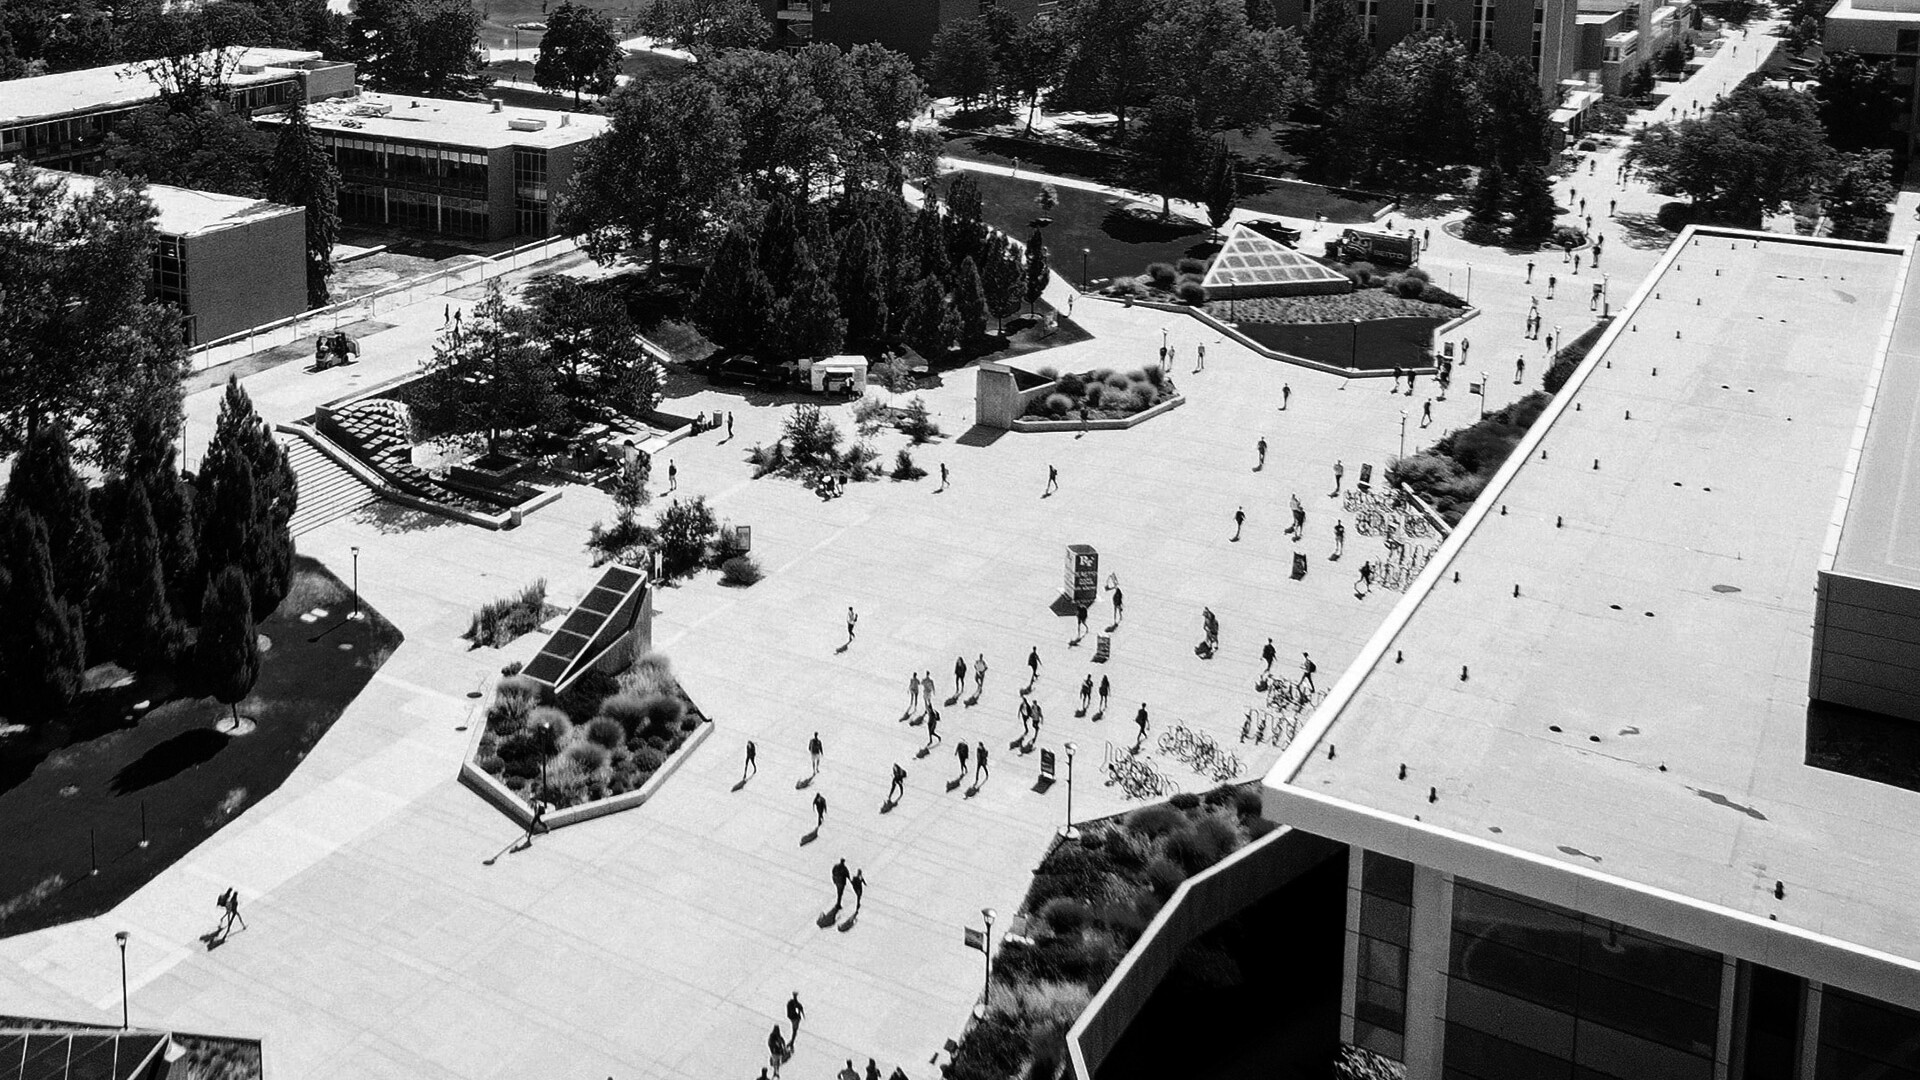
1240,706,1303,750
1344,488,1435,540
1103,743,1178,799
1157,722,1244,782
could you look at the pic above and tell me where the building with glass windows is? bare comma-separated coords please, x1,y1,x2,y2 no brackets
1824,0,1920,166
1254,228,1920,1079
46,170,308,346
1269,0,1584,97
0,48,357,172
261,92,608,242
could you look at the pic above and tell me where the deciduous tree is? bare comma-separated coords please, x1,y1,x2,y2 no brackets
1137,95,1203,218
412,281,564,453
930,17,998,112
1814,50,1903,153
1303,0,1372,113
1629,85,1831,224
1826,150,1895,241
534,0,621,106
638,0,767,57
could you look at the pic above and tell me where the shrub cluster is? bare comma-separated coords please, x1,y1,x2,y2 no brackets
945,783,1272,1080
1388,391,1552,523
1024,365,1173,421
463,579,553,648
474,651,702,808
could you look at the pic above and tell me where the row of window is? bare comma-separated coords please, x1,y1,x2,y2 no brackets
1354,851,1415,1061
324,137,491,194
338,187,491,238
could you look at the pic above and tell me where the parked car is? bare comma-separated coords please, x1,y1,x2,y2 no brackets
702,355,788,388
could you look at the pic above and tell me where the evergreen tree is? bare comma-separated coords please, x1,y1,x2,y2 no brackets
836,222,890,345
1,510,86,717
412,282,564,455
944,173,988,274
194,376,295,618
266,96,341,306
775,246,846,359
757,197,806,294
913,197,950,284
805,212,838,295
1469,164,1506,226
981,232,1025,333
906,276,957,360
2,426,107,620
1304,0,1373,112
122,406,199,618
952,256,991,346
1024,228,1050,313
198,451,258,608
697,225,765,351
103,483,179,672
1507,159,1558,238
1202,137,1238,231
195,565,259,726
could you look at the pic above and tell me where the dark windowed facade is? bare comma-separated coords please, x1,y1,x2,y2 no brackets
514,148,549,237
1354,850,1415,1060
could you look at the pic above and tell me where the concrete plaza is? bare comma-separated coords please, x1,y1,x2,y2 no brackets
0,235,1487,1078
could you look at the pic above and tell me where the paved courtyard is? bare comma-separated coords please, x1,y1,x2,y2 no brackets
0,38,1795,1074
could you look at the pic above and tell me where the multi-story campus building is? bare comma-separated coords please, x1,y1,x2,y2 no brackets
260,92,608,242
1823,0,1920,162
1575,0,1695,95
764,0,1053,56
1268,0,1585,97
30,170,309,346
1241,228,1920,1078
0,48,357,172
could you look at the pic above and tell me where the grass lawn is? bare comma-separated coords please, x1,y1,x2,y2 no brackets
954,170,1218,284
941,131,1390,224
1234,316,1447,372
0,557,402,939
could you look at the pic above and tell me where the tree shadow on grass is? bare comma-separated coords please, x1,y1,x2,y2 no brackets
1100,206,1212,248
109,728,229,795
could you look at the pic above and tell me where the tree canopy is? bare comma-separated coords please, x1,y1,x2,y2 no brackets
412,281,565,452
347,0,485,95
534,0,621,106
638,0,767,57
1814,50,1904,153
266,96,341,307
1629,85,1832,224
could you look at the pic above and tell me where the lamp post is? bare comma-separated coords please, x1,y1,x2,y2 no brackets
1465,262,1473,302
1059,742,1079,840
538,721,553,802
1399,409,1408,460
1081,248,1090,290
349,546,361,620
1479,372,1488,418
975,908,997,1018
1350,318,1361,369
114,931,129,1029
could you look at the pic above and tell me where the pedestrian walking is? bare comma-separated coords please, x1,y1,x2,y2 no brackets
1133,703,1150,749
921,670,937,711
1079,674,1093,712
1333,519,1346,558
787,993,806,1042
1300,652,1318,694
974,652,988,695
743,739,758,781
832,858,850,907
840,1061,860,1080
1391,365,1404,392
1018,697,1033,739
1195,342,1205,371
850,869,866,913
1574,252,1583,272
1098,674,1111,714
925,708,941,748
954,655,968,698
846,606,858,644
769,1026,788,1074
1202,606,1218,653
1589,158,1595,175
907,671,922,716
1262,637,1277,674
939,462,950,491
888,763,907,803
1281,383,1291,410
1044,464,1058,496
1515,356,1525,384
727,412,735,438
1075,602,1089,638
867,1059,883,1080
813,791,827,829
1256,436,1267,469
668,460,677,491
974,742,990,784
1547,274,1557,299
1359,560,1374,592
1111,586,1125,625
1333,459,1344,493
809,731,823,775
1609,198,1616,216
1292,503,1307,540
525,797,549,844
1407,370,1418,396
1232,506,1246,542
1029,704,1044,747
1027,646,1042,687
1526,259,1534,284
957,739,971,777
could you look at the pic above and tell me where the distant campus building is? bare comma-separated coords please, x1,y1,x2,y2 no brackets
1823,0,1920,161
258,93,607,242
762,0,1055,56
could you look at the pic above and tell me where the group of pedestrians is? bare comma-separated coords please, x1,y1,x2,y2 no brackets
760,994,914,1079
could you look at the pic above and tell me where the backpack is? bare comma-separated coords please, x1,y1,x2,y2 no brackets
1304,658,1317,675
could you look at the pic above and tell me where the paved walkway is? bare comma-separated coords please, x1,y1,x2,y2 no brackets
0,49,1787,1072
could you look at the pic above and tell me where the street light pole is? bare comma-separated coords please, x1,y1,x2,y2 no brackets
349,546,361,620
1081,248,1090,291
1479,372,1488,418
1350,319,1361,369
977,908,996,1017
539,721,553,803
1060,742,1079,840
1465,263,1473,303
1399,410,1408,460
114,931,129,1029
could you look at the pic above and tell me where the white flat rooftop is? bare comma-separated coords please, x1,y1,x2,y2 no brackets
280,92,608,150
1270,232,1920,979
1831,258,1920,588
1825,0,1920,22
53,171,299,236
0,48,322,126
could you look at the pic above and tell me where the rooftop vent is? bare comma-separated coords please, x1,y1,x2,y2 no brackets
351,101,393,117
491,98,503,112
507,116,548,131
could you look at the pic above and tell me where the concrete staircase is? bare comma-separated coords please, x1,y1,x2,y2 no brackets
284,435,378,537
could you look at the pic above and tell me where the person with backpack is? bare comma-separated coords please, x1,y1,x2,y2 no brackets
1300,653,1318,694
